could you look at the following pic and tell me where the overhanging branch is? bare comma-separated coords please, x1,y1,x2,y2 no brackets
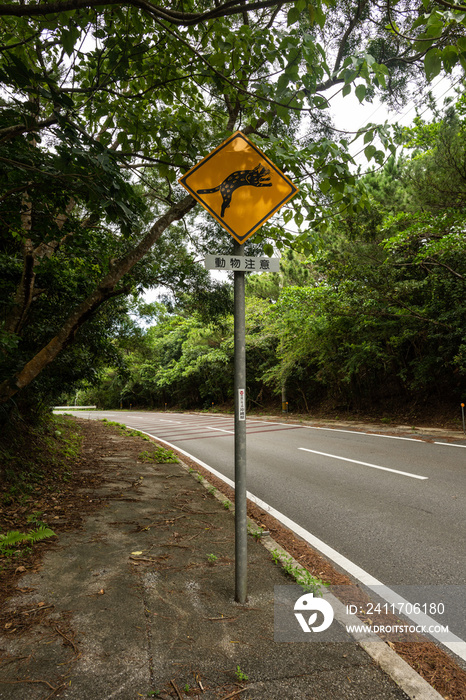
0,0,292,24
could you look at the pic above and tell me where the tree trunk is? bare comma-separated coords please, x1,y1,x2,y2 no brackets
0,194,196,405
4,194,35,336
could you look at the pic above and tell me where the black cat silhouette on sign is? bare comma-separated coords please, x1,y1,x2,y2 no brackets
179,131,298,244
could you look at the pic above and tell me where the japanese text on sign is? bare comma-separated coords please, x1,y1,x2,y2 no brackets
205,254,279,273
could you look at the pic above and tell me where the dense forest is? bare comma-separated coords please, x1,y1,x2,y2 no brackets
1,0,466,426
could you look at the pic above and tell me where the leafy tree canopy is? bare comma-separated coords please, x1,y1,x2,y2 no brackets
1,0,465,412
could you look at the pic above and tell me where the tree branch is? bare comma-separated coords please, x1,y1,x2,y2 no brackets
0,117,58,144
0,0,292,24
333,0,369,76
421,257,465,281
435,0,466,9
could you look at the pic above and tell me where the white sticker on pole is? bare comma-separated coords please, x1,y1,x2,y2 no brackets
238,389,246,421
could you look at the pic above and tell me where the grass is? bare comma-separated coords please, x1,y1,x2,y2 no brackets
271,549,327,595
100,419,150,441
0,413,83,571
138,447,179,464
100,420,179,463
0,414,83,507
248,524,264,540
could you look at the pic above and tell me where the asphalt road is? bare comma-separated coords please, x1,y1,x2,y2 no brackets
62,409,466,649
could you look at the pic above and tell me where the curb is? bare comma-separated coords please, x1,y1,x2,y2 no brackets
187,463,445,700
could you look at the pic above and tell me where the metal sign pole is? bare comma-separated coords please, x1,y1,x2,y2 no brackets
179,132,297,605
233,240,247,603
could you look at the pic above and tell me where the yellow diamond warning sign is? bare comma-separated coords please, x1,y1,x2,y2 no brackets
179,131,298,244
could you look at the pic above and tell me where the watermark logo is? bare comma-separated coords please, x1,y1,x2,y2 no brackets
274,584,461,645
293,592,334,633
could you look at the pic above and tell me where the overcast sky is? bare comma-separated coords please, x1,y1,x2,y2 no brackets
330,73,461,169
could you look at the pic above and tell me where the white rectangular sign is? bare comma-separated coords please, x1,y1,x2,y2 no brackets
238,389,246,421
205,254,279,273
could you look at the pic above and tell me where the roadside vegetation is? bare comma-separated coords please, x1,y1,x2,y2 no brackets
0,415,81,581
72,107,466,426
0,414,81,508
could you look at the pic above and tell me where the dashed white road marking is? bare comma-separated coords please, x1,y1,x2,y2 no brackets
207,426,234,434
298,447,428,480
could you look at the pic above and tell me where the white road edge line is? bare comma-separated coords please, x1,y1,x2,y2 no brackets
126,424,465,665
434,442,466,448
298,447,428,480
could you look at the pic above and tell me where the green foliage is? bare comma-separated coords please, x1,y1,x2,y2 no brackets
0,526,56,557
81,294,282,411
248,524,265,540
247,106,465,414
246,248,317,301
2,2,464,418
138,447,179,464
3,0,460,414
100,419,150,440
401,109,466,212
235,666,249,682
82,100,466,417
26,511,46,526
271,549,327,594
0,413,82,504
84,103,466,417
